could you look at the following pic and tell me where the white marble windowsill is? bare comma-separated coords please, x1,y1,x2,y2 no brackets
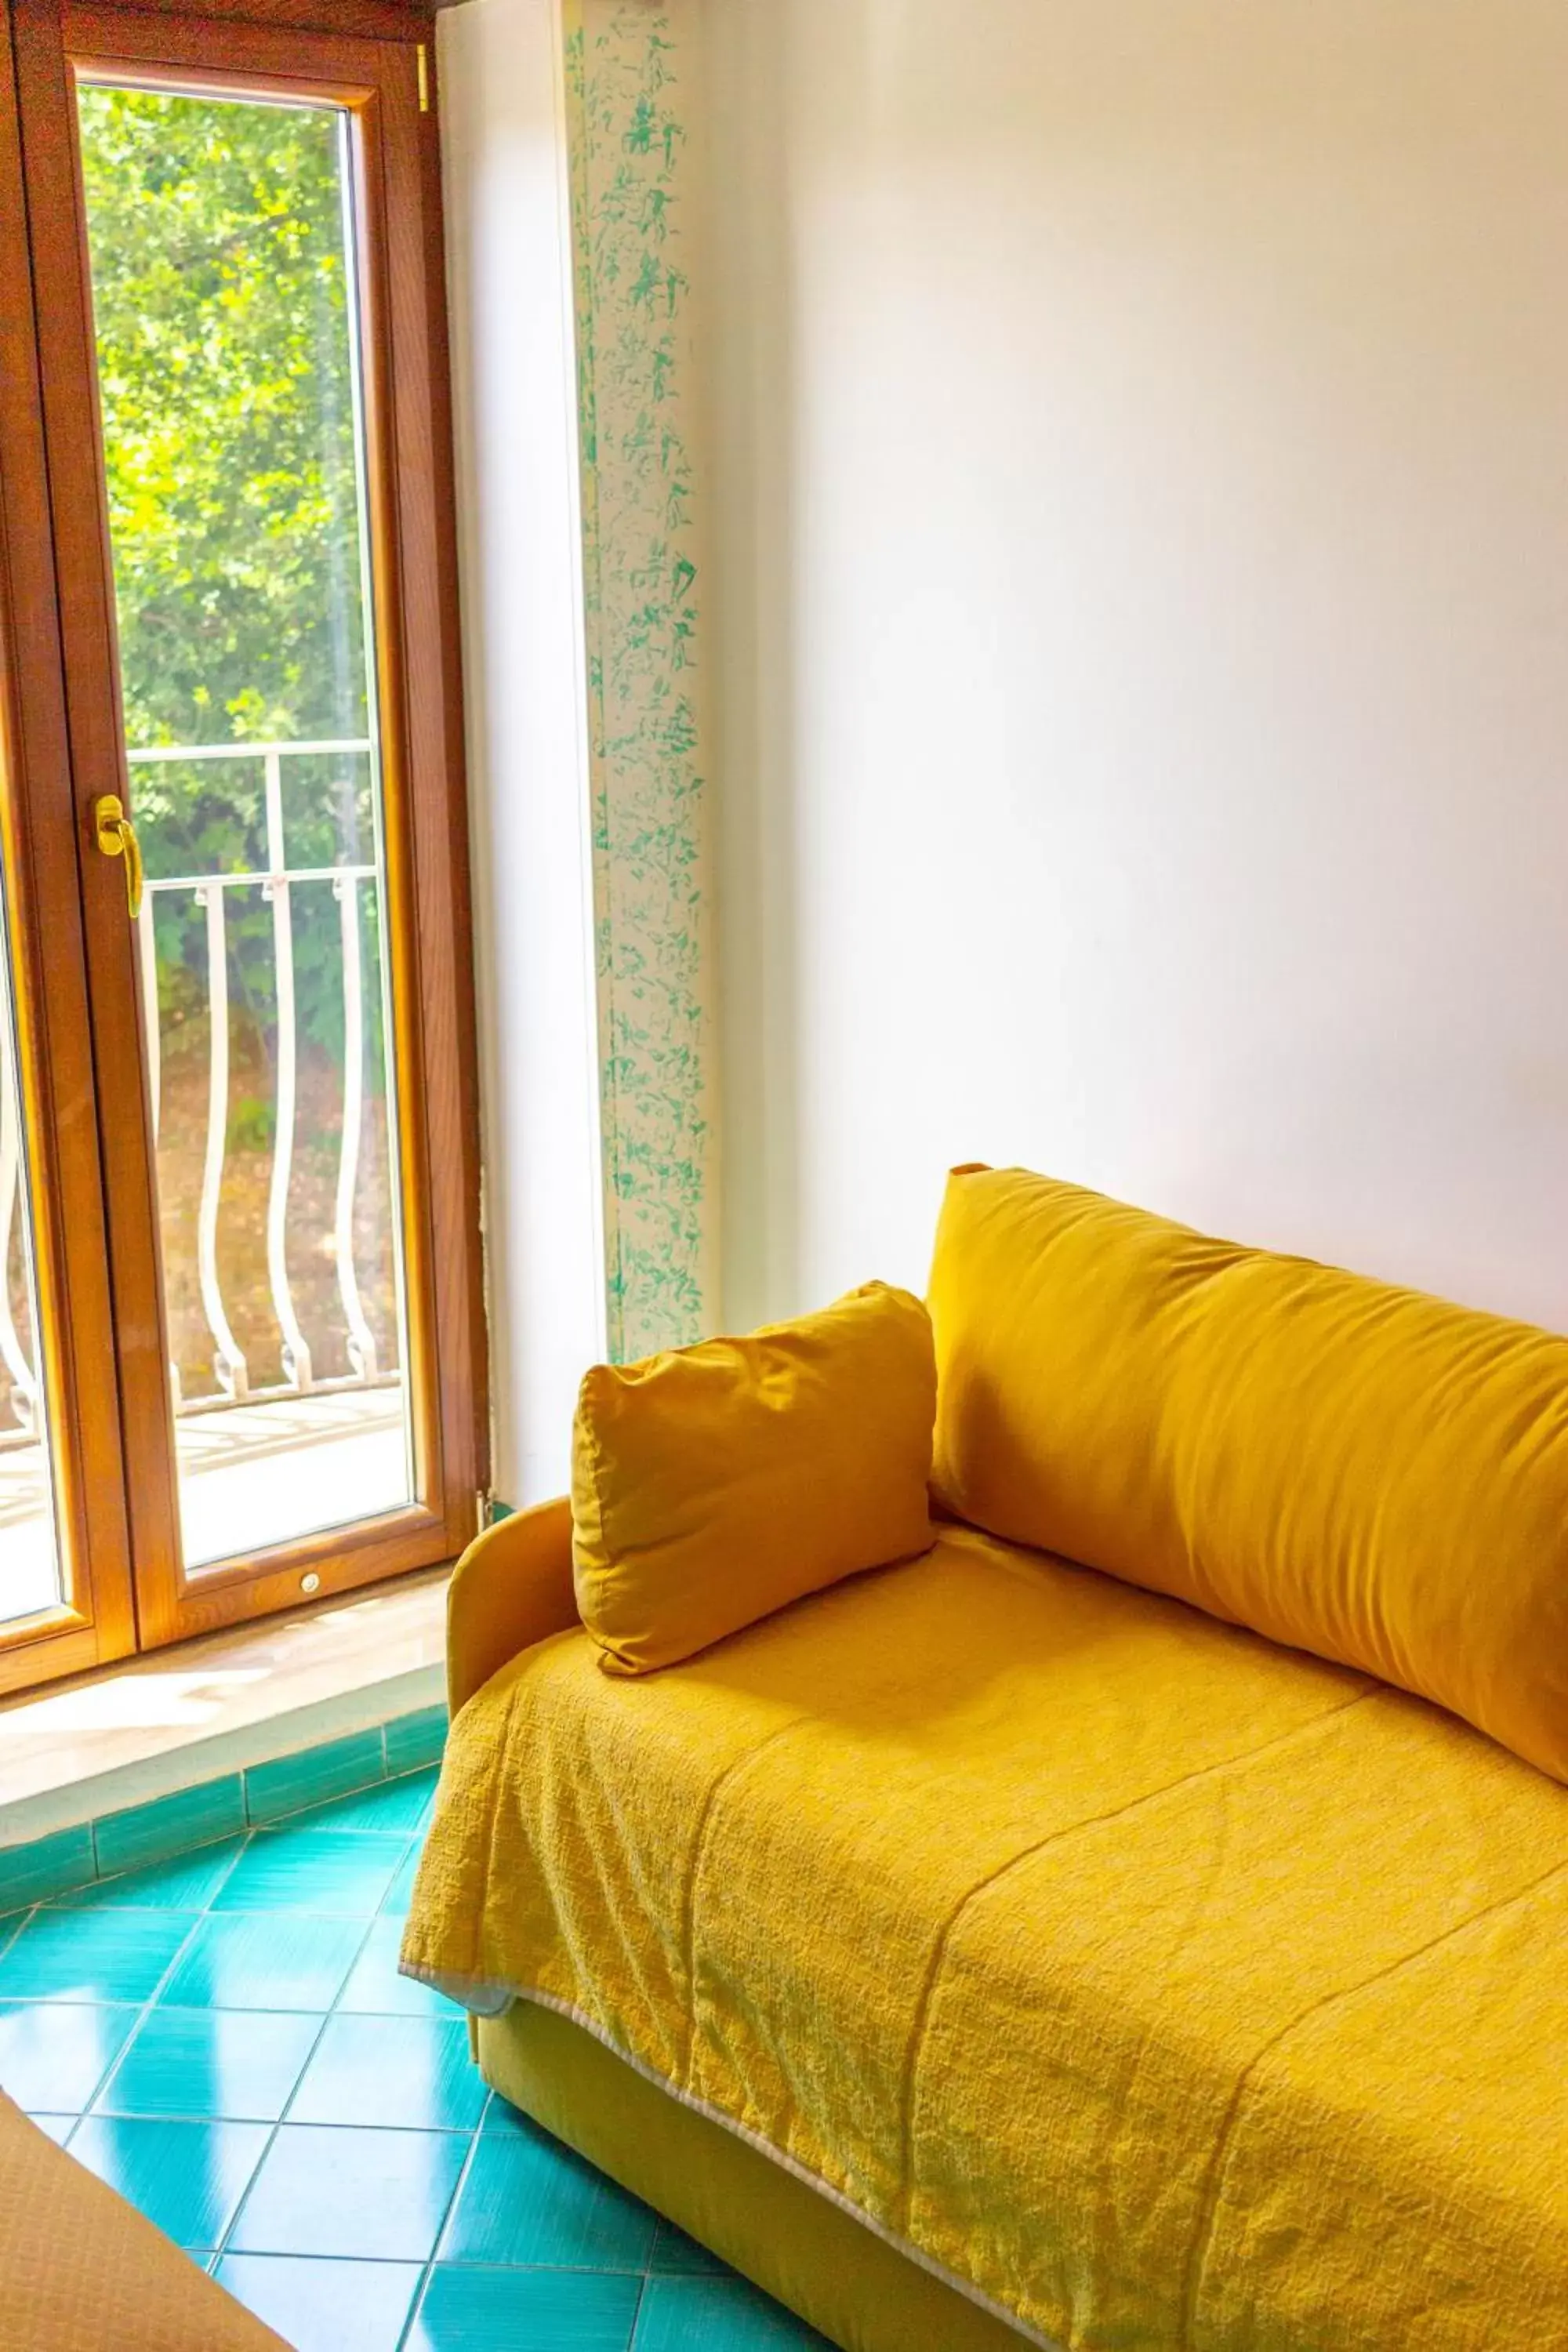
0,1569,448,1848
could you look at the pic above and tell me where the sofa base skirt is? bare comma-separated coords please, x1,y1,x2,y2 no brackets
475,2002,1033,2352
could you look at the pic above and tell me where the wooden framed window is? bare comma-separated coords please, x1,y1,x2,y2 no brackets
0,0,485,1686
0,20,136,1692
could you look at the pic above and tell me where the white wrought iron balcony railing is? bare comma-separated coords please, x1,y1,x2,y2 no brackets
0,737,397,1447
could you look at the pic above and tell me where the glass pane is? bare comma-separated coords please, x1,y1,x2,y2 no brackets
0,854,61,1625
76,84,412,1569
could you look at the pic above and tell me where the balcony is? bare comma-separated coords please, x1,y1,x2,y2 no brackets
1,739,410,1624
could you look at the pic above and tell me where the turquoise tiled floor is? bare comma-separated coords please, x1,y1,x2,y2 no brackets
0,1766,829,2351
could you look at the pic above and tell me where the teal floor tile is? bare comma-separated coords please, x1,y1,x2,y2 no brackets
439,2115,659,2272
55,1840,245,1912
227,2122,469,2260
281,1772,437,1838
649,2218,732,2277
379,1845,422,1917
93,1780,246,1879
0,1825,96,1915
336,1917,458,2016
479,2092,531,2134
0,1748,835,2352
215,1828,405,1916
287,2013,486,2131
0,1907,194,2002
27,2113,77,2145
245,1731,386,1825
160,1913,368,2011
95,2005,324,2122
407,2264,641,2352
214,2254,422,2352
71,2114,270,2252
383,1706,448,1778
0,1998,139,2110
632,2276,831,2350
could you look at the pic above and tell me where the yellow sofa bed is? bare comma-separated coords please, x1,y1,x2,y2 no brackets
405,1172,1568,2351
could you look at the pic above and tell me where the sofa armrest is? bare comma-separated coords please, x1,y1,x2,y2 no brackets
447,1495,579,1717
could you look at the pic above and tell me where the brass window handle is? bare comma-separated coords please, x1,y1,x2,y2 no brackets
93,793,143,920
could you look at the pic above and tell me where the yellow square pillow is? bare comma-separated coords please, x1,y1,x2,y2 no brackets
572,1282,937,1675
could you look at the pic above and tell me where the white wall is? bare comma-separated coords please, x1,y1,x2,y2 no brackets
704,0,1568,1334
439,0,604,1504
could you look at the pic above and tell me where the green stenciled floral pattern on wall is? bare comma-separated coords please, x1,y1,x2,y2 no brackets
564,0,716,1363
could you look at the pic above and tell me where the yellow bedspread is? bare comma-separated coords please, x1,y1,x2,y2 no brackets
403,1526,1568,2350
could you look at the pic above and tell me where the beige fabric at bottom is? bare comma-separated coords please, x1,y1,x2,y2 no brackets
0,2092,287,2352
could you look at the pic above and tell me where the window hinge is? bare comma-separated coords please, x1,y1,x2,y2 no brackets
417,42,430,113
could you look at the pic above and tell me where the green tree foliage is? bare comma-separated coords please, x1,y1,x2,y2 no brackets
81,84,366,754
78,86,379,1054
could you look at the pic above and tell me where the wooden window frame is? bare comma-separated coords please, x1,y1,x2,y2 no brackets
0,19,137,1694
2,0,485,1670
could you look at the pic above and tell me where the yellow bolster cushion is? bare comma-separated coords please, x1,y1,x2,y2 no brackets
572,1283,937,1676
928,1164,1568,1782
